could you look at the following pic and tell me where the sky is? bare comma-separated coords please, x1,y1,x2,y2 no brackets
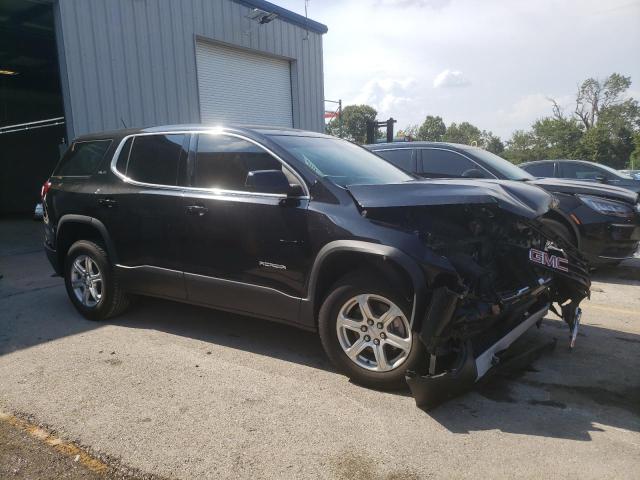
275,0,640,140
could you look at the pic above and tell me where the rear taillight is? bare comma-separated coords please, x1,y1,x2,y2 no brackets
41,180,52,200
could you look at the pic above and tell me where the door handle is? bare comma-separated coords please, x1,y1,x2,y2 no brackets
98,198,117,208
279,239,303,245
185,205,209,216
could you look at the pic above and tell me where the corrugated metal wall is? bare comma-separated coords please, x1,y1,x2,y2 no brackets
53,0,325,139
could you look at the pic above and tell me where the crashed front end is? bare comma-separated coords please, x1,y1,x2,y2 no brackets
351,181,591,409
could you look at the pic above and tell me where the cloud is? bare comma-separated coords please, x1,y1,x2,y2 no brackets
493,93,573,137
282,0,640,139
499,94,553,124
433,69,471,88
352,78,417,115
625,89,640,101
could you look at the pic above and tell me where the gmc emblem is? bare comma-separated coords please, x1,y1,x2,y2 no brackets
528,248,569,272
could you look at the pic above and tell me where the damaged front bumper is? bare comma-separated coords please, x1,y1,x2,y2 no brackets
406,303,552,409
406,222,590,410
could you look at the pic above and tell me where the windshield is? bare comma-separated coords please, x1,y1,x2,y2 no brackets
461,147,534,181
269,135,414,187
592,162,633,179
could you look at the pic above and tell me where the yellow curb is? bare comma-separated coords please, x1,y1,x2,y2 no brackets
0,409,109,474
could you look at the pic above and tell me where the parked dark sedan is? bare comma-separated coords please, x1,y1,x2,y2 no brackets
520,159,640,194
365,142,640,266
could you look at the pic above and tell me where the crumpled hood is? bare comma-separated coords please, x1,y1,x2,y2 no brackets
347,179,555,219
530,178,639,204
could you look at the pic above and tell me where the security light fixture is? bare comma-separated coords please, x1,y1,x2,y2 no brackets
247,8,278,24
0,69,19,76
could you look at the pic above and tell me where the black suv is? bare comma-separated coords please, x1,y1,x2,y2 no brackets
366,142,640,266
43,126,589,408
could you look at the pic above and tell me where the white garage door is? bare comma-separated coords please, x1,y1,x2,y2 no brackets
196,41,293,127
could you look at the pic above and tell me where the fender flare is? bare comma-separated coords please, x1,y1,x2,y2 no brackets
303,240,428,327
56,214,119,264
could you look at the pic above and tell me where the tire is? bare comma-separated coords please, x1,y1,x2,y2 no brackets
541,218,575,247
318,270,425,390
64,240,130,321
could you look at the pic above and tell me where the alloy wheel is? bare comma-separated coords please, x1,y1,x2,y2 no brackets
336,294,412,372
70,254,103,307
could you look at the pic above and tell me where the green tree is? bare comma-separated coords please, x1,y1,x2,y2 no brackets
443,121,482,145
326,104,377,144
503,130,537,164
576,119,635,169
417,115,446,141
503,117,582,163
575,73,633,130
480,131,505,154
630,132,640,169
440,121,504,153
572,74,639,168
531,117,583,159
504,73,639,167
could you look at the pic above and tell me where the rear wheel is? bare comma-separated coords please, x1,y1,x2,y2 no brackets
64,240,130,321
318,271,424,390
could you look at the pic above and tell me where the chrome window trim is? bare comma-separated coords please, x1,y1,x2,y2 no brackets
418,147,497,179
109,129,310,199
371,147,414,151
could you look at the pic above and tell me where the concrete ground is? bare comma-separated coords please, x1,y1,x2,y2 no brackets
1,218,639,479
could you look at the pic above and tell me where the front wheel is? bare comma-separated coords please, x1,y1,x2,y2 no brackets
318,271,424,390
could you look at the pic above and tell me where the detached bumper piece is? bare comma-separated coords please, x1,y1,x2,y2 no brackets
406,305,549,410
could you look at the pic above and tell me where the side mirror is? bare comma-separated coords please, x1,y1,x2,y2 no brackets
245,170,291,194
462,168,486,179
245,169,304,197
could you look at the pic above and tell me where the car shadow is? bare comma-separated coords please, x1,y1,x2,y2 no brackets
427,319,640,441
3,279,639,442
113,297,639,441
111,296,333,372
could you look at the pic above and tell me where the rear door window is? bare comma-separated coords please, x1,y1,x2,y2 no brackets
419,148,488,178
522,162,555,177
373,149,414,172
193,134,293,192
54,140,112,176
125,134,187,186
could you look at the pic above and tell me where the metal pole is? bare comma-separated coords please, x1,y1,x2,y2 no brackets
338,99,343,138
325,99,343,138
386,117,395,143
366,120,374,144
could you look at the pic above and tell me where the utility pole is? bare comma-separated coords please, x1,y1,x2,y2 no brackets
338,99,343,138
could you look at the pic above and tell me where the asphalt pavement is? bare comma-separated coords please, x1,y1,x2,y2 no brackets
1,218,639,479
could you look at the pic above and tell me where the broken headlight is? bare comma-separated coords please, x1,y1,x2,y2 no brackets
577,194,634,218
